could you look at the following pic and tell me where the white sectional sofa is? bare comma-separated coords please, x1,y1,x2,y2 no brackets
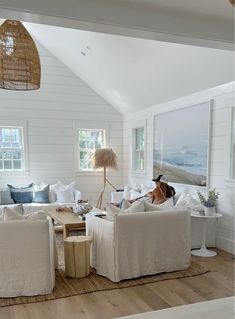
0,218,56,297
111,190,217,249
86,209,191,282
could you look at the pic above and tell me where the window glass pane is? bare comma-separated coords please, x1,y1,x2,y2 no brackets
78,129,105,170
13,160,22,170
12,150,21,159
134,127,145,171
4,160,12,170
0,161,2,170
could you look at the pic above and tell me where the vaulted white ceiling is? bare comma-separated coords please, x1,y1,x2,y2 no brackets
23,22,233,114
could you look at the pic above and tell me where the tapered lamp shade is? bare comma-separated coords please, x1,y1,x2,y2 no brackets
0,20,41,90
94,148,117,169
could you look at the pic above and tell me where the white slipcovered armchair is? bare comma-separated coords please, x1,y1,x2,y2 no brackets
0,218,56,297
86,209,191,282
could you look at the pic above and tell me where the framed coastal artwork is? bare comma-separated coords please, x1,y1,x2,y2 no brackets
153,101,212,187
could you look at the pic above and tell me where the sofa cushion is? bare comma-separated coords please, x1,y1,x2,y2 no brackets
0,204,23,221
7,183,34,204
144,201,164,212
0,188,14,205
3,207,25,221
3,207,47,221
175,193,204,211
33,184,50,203
106,200,145,221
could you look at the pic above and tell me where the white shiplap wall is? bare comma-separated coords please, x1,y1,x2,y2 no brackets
0,42,123,206
123,82,235,254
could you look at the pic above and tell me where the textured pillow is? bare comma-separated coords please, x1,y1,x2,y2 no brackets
33,184,50,203
0,188,14,205
144,201,164,212
106,200,145,221
175,193,203,211
7,183,33,204
54,181,76,203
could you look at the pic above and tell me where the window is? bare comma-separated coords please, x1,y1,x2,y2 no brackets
133,127,145,172
0,127,24,171
230,107,235,179
78,129,106,171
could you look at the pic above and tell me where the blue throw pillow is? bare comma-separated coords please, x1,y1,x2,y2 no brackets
33,184,50,203
7,183,34,204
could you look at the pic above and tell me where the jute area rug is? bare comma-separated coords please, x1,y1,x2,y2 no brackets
0,230,210,307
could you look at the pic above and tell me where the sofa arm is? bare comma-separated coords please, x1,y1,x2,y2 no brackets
74,190,82,203
86,214,116,280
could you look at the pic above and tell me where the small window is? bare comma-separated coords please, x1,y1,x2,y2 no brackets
0,127,24,171
133,127,145,172
78,129,106,171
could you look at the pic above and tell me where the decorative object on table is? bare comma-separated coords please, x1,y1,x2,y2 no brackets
153,101,212,186
93,148,118,209
191,211,222,257
0,20,41,90
64,236,92,278
197,189,220,216
73,203,93,215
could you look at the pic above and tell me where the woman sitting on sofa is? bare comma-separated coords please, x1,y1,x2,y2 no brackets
148,175,175,204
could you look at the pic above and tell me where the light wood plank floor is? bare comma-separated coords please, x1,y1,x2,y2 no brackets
0,249,234,319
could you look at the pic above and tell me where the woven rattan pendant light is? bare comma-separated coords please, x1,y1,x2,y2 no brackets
0,20,41,90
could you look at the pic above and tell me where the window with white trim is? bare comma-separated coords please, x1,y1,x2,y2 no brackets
231,107,235,179
0,127,24,171
133,127,145,172
78,129,106,171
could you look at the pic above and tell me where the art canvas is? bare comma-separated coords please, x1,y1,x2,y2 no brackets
153,102,211,186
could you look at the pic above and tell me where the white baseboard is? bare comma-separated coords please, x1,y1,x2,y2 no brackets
216,236,235,255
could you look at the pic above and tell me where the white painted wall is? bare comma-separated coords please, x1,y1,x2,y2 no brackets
123,82,235,254
0,42,123,206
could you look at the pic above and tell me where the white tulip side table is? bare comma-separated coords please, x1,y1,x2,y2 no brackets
191,211,222,257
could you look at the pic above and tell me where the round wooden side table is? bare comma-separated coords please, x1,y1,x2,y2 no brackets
64,236,92,278
191,211,222,257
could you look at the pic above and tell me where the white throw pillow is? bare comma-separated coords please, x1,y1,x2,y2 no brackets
159,197,174,209
106,200,145,221
130,189,143,200
42,181,61,203
122,184,131,200
144,201,164,212
54,181,77,203
175,193,203,211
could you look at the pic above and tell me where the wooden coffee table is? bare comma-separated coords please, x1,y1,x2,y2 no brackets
48,209,86,239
